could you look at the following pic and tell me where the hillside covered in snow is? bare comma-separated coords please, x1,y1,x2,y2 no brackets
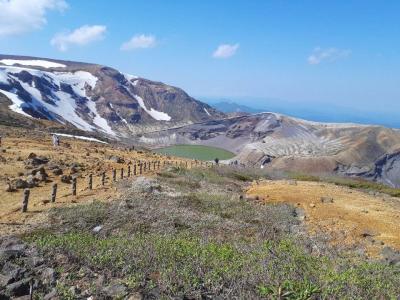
0,55,224,138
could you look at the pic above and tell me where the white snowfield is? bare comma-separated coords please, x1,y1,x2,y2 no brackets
133,94,172,121
0,59,66,69
121,73,172,121
109,103,128,125
0,65,116,136
52,133,108,144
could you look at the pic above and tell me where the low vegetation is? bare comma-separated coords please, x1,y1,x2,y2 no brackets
289,171,400,197
23,166,400,299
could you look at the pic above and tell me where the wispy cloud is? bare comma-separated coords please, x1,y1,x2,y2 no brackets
51,25,107,51
120,34,157,51
308,47,351,65
0,0,67,37
212,43,239,59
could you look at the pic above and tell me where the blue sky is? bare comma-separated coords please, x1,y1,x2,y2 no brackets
1,0,400,126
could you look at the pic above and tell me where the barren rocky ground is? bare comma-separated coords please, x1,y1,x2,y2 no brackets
0,125,399,299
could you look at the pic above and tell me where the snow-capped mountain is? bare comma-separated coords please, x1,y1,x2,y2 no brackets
0,54,224,137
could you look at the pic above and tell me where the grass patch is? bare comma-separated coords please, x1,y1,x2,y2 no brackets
22,165,400,299
27,230,400,299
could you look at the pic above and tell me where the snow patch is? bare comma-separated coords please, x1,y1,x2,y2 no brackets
124,73,138,82
86,100,115,135
133,94,171,121
0,89,32,117
0,65,117,135
204,107,211,116
0,59,66,69
52,133,108,144
109,103,128,125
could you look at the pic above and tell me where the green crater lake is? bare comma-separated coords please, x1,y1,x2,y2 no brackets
154,144,235,161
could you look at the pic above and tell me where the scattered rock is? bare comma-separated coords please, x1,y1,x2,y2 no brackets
27,153,37,159
14,179,28,189
43,288,57,300
39,268,56,285
35,172,48,182
127,292,143,300
5,278,31,297
309,203,316,208
109,155,124,163
92,225,103,233
103,284,128,298
52,168,63,176
26,175,38,188
60,175,72,183
0,274,13,286
25,156,49,167
320,196,334,203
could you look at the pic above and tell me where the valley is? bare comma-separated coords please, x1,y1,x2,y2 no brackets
0,55,400,299
154,144,235,161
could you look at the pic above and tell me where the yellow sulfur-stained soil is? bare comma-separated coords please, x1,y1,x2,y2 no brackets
246,180,400,257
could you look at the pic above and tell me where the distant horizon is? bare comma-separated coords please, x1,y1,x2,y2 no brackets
200,96,400,129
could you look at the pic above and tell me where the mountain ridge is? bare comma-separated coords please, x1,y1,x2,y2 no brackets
1,54,400,187
0,54,224,138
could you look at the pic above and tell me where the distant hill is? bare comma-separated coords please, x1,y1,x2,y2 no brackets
210,101,265,114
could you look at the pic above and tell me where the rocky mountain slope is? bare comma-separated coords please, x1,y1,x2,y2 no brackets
1,54,400,187
0,54,224,137
140,113,400,187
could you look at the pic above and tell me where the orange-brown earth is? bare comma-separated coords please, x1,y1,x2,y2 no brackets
0,126,198,236
247,180,400,256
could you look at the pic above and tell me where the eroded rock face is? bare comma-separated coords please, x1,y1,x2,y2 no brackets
141,113,400,187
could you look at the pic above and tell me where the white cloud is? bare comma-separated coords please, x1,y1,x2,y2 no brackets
212,43,239,59
120,34,157,51
308,47,351,65
0,0,67,36
51,25,107,51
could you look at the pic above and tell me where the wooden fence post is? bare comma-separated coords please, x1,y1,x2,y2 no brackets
88,174,93,190
158,161,160,170
51,183,57,203
144,162,147,172
72,178,77,196
101,172,106,186
22,188,30,212
153,161,156,170
121,168,124,179
112,169,116,182
139,163,143,175
134,164,137,176
128,165,131,177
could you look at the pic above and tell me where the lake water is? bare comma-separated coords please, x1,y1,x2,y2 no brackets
154,144,235,161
